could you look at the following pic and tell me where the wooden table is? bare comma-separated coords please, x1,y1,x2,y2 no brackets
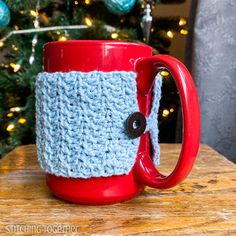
0,144,235,235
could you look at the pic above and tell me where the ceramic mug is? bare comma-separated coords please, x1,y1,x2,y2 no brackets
36,40,200,205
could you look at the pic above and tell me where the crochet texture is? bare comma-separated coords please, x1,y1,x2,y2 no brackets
36,71,162,178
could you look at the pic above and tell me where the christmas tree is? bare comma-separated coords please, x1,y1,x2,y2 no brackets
0,0,188,157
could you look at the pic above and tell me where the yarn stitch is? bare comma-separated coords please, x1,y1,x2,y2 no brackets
36,71,162,178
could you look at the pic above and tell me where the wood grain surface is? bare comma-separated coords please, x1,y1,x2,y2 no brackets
0,144,235,235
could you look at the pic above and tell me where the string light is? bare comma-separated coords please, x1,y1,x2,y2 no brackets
12,44,18,51
6,124,15,132
111,33,119,39
179,18,187,26
19,10,24,14
14,25,19,30
10,107,21,112
162,108,174,117
167,30,174,38
0,41,4,47
85,0,90,4
180,29,188,35
58,35,67,41
160,70,170,77
7,112,14,117
74,1,79,5
40,12,49,24
30,10,39,17
162,109,170,117
10,63,21,72
18,118,26,124
85,17,92,27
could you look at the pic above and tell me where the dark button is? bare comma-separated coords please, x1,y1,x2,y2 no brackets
126,112,146,138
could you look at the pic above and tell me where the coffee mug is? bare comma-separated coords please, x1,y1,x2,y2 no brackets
36,40,200,205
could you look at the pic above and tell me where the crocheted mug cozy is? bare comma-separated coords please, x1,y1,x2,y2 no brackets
36,71,162,178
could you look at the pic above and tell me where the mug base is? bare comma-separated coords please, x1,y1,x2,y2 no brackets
46,169,144,205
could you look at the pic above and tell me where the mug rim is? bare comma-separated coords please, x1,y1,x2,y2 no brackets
44,40,151,50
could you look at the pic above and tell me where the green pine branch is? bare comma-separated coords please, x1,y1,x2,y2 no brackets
5,0,51,11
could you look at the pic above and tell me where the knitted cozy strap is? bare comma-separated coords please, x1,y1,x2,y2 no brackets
36,71,162,178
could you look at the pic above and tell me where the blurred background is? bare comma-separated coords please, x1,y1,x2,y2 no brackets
0,0,235,163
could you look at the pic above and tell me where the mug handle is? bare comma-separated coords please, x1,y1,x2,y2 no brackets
134,55,200,189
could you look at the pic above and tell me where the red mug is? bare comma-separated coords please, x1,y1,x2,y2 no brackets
41,40,200,205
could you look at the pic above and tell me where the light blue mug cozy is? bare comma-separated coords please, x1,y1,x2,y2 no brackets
36,71,162,178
